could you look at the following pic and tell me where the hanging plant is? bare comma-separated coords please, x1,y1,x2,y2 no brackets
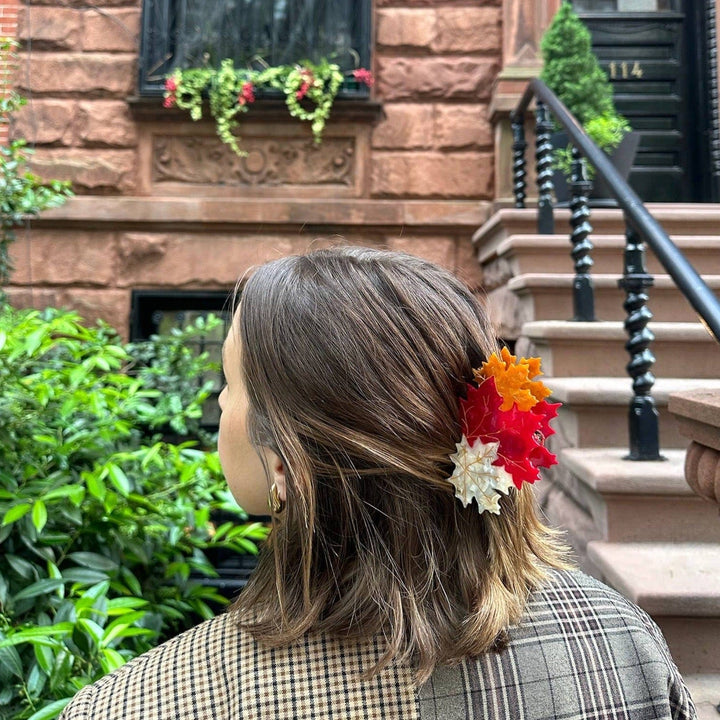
164,58,374,157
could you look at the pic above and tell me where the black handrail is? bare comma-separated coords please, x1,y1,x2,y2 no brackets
512,78,720,343
510,78,720,461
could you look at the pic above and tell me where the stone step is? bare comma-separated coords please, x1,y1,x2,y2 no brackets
473,205,720,256
517,321,720,379
546,377,720,450
539,448,720,557
487,273,720,338
479,234,720,289
683,675,720,720
586,542,720,674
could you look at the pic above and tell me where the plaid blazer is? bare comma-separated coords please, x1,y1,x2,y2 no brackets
59,570,696,719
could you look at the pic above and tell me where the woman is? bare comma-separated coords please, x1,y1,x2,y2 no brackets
60,247,695,719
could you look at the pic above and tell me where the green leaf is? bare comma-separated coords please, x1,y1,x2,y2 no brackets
26,697,72,720
0,646,23,678
0,329,6,351
106,597,148,613
107,463,130,496
14,577,64,601
66,552,118,572
32,500,48,532
101,611,146,646
84,471,106,501
43,485,85,505
34,643,55,674
100,647,126,673
2,502,31,525
6,553,38,579
62,568,110,585
77,618,104,645
0,623,74,648
24,327,46,356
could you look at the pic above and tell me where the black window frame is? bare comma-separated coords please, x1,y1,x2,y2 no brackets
137,0,373,97
130,289,234,432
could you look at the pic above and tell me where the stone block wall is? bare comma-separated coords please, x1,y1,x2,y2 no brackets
7,0,501,335
0,0,20,145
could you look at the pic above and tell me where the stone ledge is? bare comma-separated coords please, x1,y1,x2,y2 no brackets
669,390,720,449
509,273,720,292
587,542,720,617
548,377,720,406
128,96,385,125
473,205,720,252
33,196,490,231
522,320,714,342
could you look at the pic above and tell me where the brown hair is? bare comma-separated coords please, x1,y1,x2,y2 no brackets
232,247,568,683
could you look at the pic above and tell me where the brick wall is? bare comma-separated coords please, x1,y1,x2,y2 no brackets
13,1,140,193
0,0,19,145
7,1,500,334
372,2,500,199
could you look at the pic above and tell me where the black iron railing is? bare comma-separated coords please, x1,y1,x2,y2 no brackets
511,78,720,461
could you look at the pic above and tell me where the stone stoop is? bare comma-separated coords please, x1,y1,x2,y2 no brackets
483,234,720,277
518,321,720,379
536,448,720,567
586,542,720,676
684,675,720,720
493,274,720,337
538,377,720,450
473,206,720,683
473,205,720,254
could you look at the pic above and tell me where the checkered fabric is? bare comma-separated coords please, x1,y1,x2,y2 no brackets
59,570,696,720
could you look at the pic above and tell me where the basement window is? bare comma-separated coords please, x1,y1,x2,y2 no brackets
130,290,233,431
138,0,372,96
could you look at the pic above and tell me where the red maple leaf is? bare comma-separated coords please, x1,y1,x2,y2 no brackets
459,378,559,489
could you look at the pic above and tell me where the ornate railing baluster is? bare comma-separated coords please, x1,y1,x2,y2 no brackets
511,115,527,208
535,100,554,234
569,147,596,321
618,224,662,460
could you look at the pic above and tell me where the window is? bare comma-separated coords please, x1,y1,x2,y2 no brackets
573,0,675,11
130,290,232,430
138,0,372,95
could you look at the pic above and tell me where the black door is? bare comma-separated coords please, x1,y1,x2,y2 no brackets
574,0,717,202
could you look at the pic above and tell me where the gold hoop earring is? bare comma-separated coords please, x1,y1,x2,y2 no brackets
268,482,284,513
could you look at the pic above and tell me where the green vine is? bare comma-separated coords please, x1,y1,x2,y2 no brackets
165,58,370,157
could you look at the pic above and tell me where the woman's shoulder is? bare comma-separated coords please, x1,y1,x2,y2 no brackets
467,567,696,719
527,567,669,638
59,608,419,720
59,611,244,720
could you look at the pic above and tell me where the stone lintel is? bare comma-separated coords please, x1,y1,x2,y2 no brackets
33,196,491,232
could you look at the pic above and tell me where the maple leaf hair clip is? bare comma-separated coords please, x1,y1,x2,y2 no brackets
447,348,561,515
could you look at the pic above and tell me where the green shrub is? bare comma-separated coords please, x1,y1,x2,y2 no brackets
0,306,268,720
540,3,631,175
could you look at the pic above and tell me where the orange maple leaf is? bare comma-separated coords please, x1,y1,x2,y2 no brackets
475,347,551,412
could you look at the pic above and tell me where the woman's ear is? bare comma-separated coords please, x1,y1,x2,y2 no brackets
264,448,287,501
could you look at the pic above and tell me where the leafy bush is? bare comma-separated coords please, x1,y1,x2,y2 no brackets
0,305,268,720
540,3,631,176
126,315,223,445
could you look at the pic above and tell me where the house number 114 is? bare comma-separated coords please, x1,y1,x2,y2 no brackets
609,61,644,79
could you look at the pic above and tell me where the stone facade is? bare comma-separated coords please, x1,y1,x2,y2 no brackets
7,0,501,336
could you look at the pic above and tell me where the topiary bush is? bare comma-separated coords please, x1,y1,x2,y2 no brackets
540,2,631,176
0,305,268,720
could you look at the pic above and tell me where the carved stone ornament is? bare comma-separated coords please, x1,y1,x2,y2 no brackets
152,135,355,187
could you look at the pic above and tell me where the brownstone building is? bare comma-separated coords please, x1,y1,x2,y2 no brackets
6,0,720,704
